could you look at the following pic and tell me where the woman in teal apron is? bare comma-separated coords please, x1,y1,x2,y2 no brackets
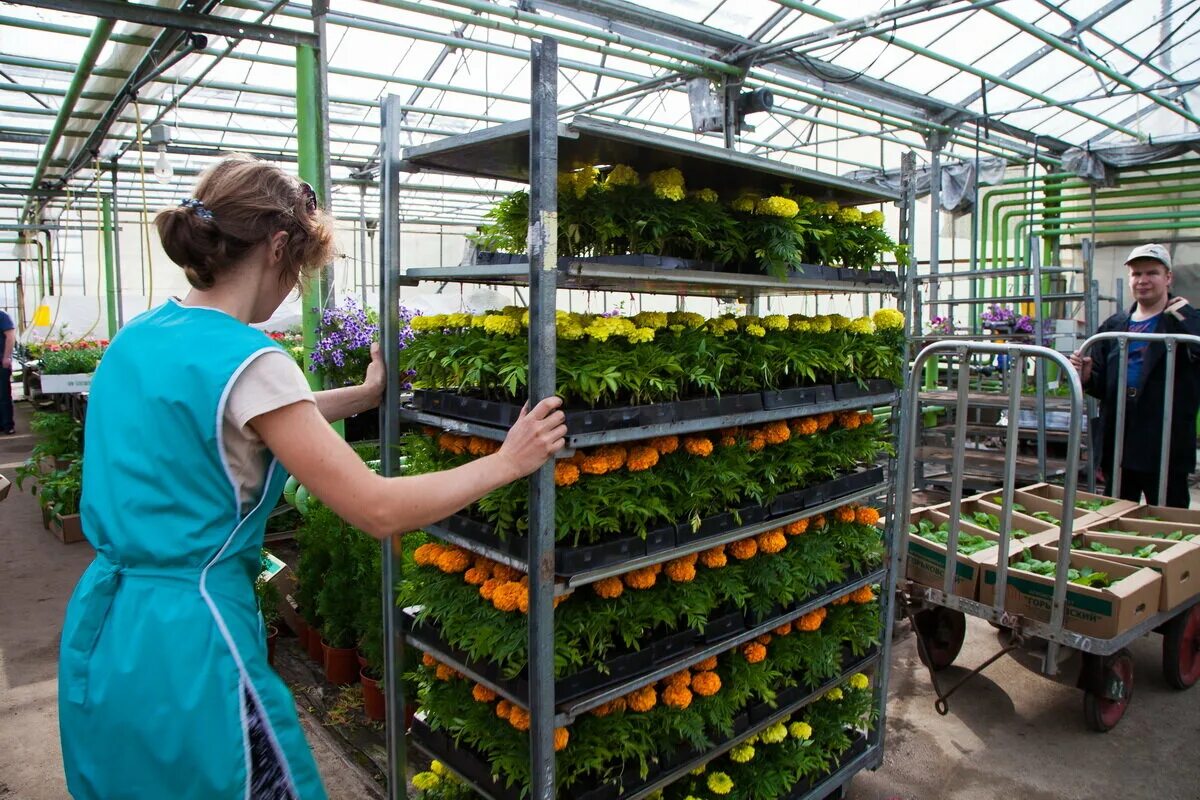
59,155,566,799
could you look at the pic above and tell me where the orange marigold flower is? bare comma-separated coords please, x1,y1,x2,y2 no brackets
774,622,794,636
699,545,728,569
691,671,722,696
479,578,502,601
684,436,714,457
831,593,851,606
850,585,876,604
413,543,445,567
553,593,569,609
421,652,437,668
695,656,719,672
813,514,827,530
729,538,758,560
756,634,773,645
662,683,693,710
627,686,657,712
438,433,468,454
491,564,520,582
555,462,581,486
467,436,494,456
649,435,679,455
596,444,628,472
719,436,738,447
473,557,496,573
796,611,824,632
665,558,697,583
666,669,692,687
580,454,610,475
747,435,766,452
839,411,861,430
856,506,881,526
517,589,530,614
756,530,788,554
590,701,615,717
742,642,767,663
508,708,531,731
785,518,809,536
627,446,660,472
463,567,489,586
861,411,875,425
495,700,513,719
793,417,819,436
593,576,625,599
554,727,570,752
623,566,658,590
565,450,587,467
437,548,471,574
435,664,455,681
492,581,525,612
609,697,627,713
835,505,856,524
473,684,497,703
818,412,835,430
763,420,791,445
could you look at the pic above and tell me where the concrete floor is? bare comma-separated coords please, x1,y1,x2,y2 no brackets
2,396,1198,800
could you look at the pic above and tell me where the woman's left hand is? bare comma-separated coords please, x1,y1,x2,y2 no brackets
362,342,386,407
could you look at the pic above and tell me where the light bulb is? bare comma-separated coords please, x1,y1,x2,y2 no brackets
153,144,174,184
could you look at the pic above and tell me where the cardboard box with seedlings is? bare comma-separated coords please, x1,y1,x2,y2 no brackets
930,497,1056,544
977,488,1109,530
1045,531,1200,612
1114,504,1200,531
905,507,1036,601
1016,482,1138,518
980,545,1161,638
1083,516,1200,544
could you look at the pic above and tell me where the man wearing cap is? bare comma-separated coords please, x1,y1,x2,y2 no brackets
1069,244,1200,507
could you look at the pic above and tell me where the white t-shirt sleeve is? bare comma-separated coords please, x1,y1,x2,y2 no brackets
223,349,316,508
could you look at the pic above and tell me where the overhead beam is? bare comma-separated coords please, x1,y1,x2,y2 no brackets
6,0,318,47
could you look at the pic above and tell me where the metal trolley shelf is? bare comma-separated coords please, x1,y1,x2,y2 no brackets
377,35,917,800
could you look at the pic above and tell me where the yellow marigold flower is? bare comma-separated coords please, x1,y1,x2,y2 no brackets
492,581,525,612
849,317,875,335
554,726,570,751
810,316,832,334
690,765,707,776
662,682,693,709
821,200,841,215
790,721,813,740
742,642,767,663
584,321,612,342
761,722,789,744
470,314,488,328
413,772,441,790
826,688,844,701
730,744,755,763
694,187,720,203
828,314,850,331
649,435,679,455
873,307,904,329
691,670,721,696
666,311,702,328
628,686,657,712
472,683,497,703
632,311,669,329
764,314,789,331
791,320,812,333
755,195,800,218
745,324,766,337
850,673,870,690
557,321,585,340
605,163,639,187
483,314,521,336
430,760,448,777
436,549,471,574
864,209,886,227
555,462,581,486
729,538,758,560
623,566,658,590
834,206,863,224
731,194,759,213
851,585,876,604
856,506,881,526
707,772,734,795
684,436,714,457
699,545,727,569
626,326,656,344
647,167,686,201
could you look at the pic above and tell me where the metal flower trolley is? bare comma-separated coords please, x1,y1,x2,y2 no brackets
378,38,912,800
896,335,1200,733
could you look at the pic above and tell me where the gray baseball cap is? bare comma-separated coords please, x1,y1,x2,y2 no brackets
1124,243,1172,270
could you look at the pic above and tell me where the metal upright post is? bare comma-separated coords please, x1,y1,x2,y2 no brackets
1031,239,1047,480
527,37,559,800
360,184,369,307
378,93,406,800
923,138,942,393
101,195,117,338
109,159,124,328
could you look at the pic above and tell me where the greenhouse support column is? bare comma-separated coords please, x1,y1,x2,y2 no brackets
101,195,117,339
110,159,125,328
923,135,942,393
359,183,369,307
527,36,559,800
378,93,406,800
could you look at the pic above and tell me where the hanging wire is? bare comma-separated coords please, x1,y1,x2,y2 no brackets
75,157,106,341
133,99,155,309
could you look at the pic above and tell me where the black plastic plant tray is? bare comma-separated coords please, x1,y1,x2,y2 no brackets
645,524,677,554
769,484,822,517
673,395,723,421
586,253,723,271
717,392,765,415
411,390,679,434
702,607,747,643
652,628,699,664
831,379,894,401
789,263,841,281
411,720,522,800
761,384,835,410
553,536,646,575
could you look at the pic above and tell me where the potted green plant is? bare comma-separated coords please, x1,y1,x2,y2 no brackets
315,510,363,685
294,503,337,663
355,531,386,720
25,461,84,543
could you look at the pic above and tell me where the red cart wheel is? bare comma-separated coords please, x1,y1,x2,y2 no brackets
1083,649,1133,732
913,607,966,672
1162,604,1200,690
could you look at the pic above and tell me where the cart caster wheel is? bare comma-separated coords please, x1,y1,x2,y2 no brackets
1162,604,1200,689
1083,649,1133,732
914,607,966,672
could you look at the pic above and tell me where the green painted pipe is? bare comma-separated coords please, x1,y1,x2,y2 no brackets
102,196,117,338
296,44,325,396
22,14,116,223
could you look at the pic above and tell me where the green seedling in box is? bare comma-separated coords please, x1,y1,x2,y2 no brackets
970,511,1030,538
1077,498,1115,512
909,519,993,555
1032,511,1060,525
1012,557,1117,588
1085,541,1158,559
1101,528,1197,542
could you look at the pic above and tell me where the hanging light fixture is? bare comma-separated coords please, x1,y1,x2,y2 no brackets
149,123,174,184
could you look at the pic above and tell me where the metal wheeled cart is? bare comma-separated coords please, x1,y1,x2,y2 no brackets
376,36,916,800
896,333,1200,732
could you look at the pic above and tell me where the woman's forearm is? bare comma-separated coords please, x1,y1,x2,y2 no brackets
368,452,522,537
314,384,377,422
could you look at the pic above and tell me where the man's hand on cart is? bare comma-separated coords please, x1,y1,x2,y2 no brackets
1068,350,1092,384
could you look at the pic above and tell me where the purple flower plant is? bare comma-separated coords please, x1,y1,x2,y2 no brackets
310,297,417,387
928,315,954,335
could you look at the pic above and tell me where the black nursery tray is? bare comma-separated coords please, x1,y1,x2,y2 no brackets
410,390,676,433
832,379,895,402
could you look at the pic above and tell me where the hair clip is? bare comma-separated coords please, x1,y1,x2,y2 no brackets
181,197,214,221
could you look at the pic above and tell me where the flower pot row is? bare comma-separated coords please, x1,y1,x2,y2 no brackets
435,465,886,578
292,620,389,722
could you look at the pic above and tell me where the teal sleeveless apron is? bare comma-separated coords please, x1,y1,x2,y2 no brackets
59,299,327,799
